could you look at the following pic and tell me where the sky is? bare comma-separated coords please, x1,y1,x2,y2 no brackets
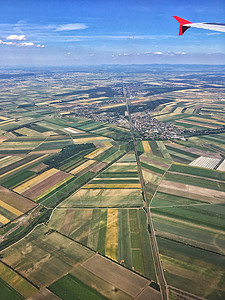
0,0,224,66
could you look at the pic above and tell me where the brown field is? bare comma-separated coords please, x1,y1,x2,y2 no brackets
29,288,59,300
29,163,49,172
22,171,70,200
167,143,220,158
0,186,36,213
81,254,150,298
140,155,169,169
135,286,161,300
31,149,61,154
59,209,75,235
14,168,59,194
158,180,225,203
88,161,107,173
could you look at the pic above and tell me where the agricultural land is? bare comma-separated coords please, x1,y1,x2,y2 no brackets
0,65,224,300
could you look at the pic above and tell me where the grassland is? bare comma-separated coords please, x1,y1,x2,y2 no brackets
48,274,107,300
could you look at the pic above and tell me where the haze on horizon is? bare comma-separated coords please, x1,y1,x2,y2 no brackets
0,0,224,66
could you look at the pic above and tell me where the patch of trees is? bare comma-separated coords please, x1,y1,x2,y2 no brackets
45,143,95,167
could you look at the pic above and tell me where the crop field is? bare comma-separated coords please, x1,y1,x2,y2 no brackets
0,186,36,225
48,208,156,280
13,168,72,201
152,214,225,254
164,172,225,192
59,188,142,207
62,153,142,205
156,237,225,299
0,68,225,300
168,162,225,181
0,262,38,299
48,273,107,300
139,151,171,204
68,265,133,300
0,154,48,180
73,136,112,144
0,225,95,288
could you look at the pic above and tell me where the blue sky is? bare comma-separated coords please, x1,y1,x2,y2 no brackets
0,0,224,65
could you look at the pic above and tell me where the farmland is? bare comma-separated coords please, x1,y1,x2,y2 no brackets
0,66,225,300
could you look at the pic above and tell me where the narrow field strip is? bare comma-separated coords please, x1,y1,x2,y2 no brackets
0,199,22,216
70,159,96,175
105,209,118,260
13,168,58,193
0,154,48,179
85,147,107,159
84,183,141,189
142,141,152,154
34,174,74,202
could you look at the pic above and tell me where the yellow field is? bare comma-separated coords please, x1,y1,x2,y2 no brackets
0,120,16,127
0,215,10,225
85,147,107,159
73,137,109,143
15,127,42,137
188,116,225,126
104,142,113,147
0,116,9,121
155,113,176,121
0,200,22,216
105,209,118,260
100,103,125,109
0,138,7,144
84,183,141,189
70,160,96,175
178,120,218,129
34,175,74,201
0,154,48,179
14,168,58,194
142,141,151,154
174,107,184,114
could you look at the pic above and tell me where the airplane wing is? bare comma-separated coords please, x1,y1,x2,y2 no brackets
173,16,225,35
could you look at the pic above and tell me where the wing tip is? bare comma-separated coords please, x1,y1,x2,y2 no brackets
173,16,192,35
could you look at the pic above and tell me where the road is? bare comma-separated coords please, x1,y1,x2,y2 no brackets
123,86,168,300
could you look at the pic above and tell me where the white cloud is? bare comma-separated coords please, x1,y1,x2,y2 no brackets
155,51,163,55
36,44,45,48
175,51,186,55
6,34,25,41
0,41,15,45
18,42,34,47
56,23,88,31
90,53,95,57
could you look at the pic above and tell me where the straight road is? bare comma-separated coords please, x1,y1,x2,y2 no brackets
123,86,168,300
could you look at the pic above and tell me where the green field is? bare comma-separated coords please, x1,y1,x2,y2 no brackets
157,237,225,299
48,274,107,300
